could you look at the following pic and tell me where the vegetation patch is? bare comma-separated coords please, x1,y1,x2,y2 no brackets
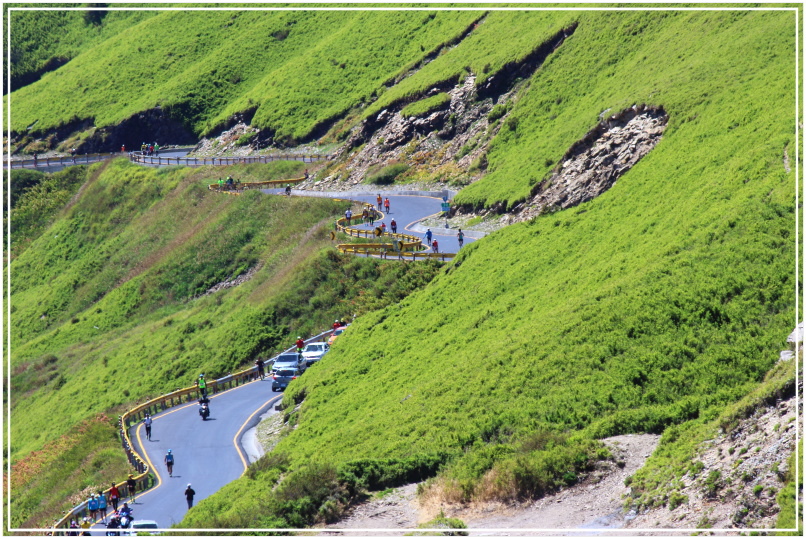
365,162,410,185
400,93,450,118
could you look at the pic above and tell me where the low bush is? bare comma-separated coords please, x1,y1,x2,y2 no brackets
400,93,450,118
365,163,410,185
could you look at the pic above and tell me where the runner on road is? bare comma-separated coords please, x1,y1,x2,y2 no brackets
425,229,432,246
143,414,152,441
165,449,174,477
376,194,383,211
432,239,439,254
185,484,196,509
457,229,464,248
384,198,391,213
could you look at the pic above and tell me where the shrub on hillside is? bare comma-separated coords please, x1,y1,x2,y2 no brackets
365,163,409,185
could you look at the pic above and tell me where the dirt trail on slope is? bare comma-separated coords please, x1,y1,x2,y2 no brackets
319,434,659,536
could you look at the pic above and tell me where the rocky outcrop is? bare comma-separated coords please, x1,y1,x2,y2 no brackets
508,105,668,222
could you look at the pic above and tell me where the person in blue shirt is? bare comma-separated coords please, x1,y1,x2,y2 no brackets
425,229,433,246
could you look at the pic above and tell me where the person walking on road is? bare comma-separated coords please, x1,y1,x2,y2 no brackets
432,239,439,254
165,449,175,477
384,198,391,214
185,484,196,509
197,374,207,399
143,414,152,441
390,219,397,234
109,483,121,512
425,229,433,246
457,229,464,248
126,474,137,503
255,357,266,380
345,208,352,225
97,491,108,523
368,209,376,226
376,194,383,211
87,494,99,523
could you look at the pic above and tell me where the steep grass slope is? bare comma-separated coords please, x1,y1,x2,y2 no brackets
8,160,442,460
8,8,479,142
179,8,798,528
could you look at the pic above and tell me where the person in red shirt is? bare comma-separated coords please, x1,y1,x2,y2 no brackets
333,320,340,331
296,337,304,352
432,239,439,254
390,219,397,233
109,483,120,512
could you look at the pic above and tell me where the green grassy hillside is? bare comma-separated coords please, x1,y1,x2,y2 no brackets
7,8,480,143
7,5,800,532
177,8,798,529
7,160,442,526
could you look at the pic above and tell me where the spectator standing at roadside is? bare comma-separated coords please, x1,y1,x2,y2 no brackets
80,517,91,535
71,148,77,163
185,484,196,509
457,229,464,248
217,178,225,190
154,142,160,156
296,337,305,352
333,320,340,332
384,198,390,213
68,520,79,536
126,474,137,503
255,357,265,380
97,490,108,523
87,494,99,523
390,219,397,234
109,483,120,512
121,144,126,154
143,414,152,441
362,208,368,222
432,239,439,253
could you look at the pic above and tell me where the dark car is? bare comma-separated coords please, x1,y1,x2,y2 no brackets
272,368,302,391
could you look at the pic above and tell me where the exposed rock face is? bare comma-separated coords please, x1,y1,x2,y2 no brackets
309,75,505,191
625,379,801,531
512,105,668,222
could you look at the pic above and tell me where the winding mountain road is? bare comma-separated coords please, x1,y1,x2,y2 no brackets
107,378,281,530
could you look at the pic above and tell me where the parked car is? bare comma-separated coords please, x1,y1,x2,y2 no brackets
122,520,160,535
301,342,329,366
327,328,345,346
272,368,302,391
272,352,304,372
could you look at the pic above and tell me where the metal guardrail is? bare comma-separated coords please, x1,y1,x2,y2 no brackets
331,203,454,259
130,153,329,167
207,175,308,194
4,152,125,169
49,328,335,534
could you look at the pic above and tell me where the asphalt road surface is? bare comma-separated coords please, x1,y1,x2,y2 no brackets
104,378,282,531
263,190,474,254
